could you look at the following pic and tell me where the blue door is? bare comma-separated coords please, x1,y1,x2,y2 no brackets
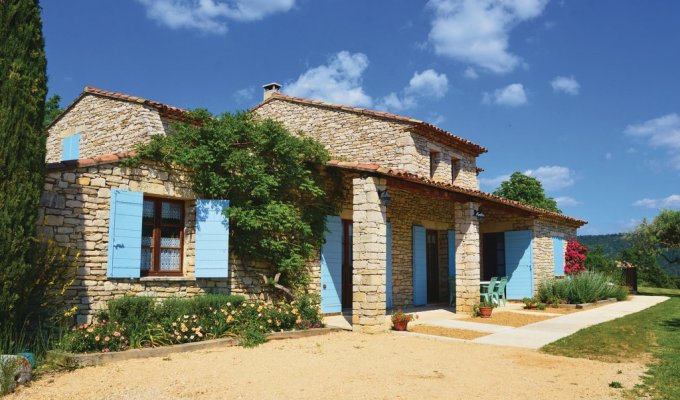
412,225,427,306
321,216,343,313
504,230,533,299
386,223,393,309
553,237,565,276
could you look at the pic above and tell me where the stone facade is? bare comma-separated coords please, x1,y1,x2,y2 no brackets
46,94,169,163
254,98,480,190
532,219,577,289
386,187,456,308
454,202,481,313
40,161,270,323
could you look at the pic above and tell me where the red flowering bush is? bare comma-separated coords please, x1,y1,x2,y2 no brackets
565,240,588,275
391,309,417,324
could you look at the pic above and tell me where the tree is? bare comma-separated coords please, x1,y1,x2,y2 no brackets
127,111,343,295
624,210,680,288
0,1,49,332
584,245,618,274
43,94,63,128
493,172,561,213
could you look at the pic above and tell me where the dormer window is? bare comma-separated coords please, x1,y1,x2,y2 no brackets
429,151,439,178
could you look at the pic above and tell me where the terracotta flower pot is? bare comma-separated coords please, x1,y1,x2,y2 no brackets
479,307,493,318
392,320,409,331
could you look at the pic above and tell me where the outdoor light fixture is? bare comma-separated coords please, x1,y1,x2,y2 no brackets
473,209,485,222
378,189,392,208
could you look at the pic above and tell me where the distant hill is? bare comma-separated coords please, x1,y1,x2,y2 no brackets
578,233,679,277
578,234,630,258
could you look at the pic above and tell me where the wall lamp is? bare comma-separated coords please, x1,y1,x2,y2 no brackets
473,209,486,223
378,189,392,208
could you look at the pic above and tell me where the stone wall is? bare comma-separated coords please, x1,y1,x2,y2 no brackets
351,176,387,333
254,99,480,190
39,161,268,324
386,187,456,308
46,94,168,163
532,219,577,289
454,202,481,313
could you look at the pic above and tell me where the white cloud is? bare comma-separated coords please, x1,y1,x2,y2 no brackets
625,113,680,169
233,86,255,103
463,67,479,79
378,69,448,111
551,76,580,95
555,196,581,207
479,173,511,189
426,0,549,74
525,165,575,191
136,0,295,34
632,194,680,209
483,83,527,107
284,51,373,107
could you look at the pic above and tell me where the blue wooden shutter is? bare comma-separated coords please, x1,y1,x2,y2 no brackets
553,237,565,276
412,225,427,306
386,222,393,309
61,133,81,161
320,216,343,313
447,229,456,277
195,199,230,278
107,189,143,278
504,230,533,299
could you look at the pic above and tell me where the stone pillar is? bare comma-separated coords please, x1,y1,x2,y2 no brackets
454,202,481,313
351,176,388,333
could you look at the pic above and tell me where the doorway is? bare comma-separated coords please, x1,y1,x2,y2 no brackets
341,220,353,309
426,230,440,303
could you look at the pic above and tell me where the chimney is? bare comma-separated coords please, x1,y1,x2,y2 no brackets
262,82,282,101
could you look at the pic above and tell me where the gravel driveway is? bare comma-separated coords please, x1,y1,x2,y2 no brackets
10,332,644,399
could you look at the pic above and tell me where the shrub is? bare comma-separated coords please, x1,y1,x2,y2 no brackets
538,271,628,304
60,320,129,353
60,293,322,353
565,240,588,275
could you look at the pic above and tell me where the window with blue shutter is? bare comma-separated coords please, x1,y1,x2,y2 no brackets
195,199,230,278
553,237,565,276
107,189,143,278
320,216,343,313
61,133,81,161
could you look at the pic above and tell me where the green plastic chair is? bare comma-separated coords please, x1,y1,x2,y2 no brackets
491,277,508,307
480,277,498,303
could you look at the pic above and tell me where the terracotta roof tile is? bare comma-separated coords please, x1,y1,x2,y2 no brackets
83,86,188,120
327,160,586,226
46,152,137,171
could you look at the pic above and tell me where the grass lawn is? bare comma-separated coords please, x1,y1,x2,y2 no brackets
542,287,680,399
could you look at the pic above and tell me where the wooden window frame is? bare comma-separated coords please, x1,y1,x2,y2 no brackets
451,157,460,183
142,196,185,276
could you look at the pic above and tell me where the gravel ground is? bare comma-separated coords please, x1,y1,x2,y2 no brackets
10,332,644,400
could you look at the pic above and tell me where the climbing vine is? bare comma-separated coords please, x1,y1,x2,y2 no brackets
125,110,343,294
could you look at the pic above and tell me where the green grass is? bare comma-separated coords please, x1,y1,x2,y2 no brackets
542,287,680,399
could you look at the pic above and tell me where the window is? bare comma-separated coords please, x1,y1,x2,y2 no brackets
429,151,438,178
451,158,460,183
61,133,81,161
141,197,184,275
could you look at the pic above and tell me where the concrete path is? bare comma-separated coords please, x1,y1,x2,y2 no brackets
472,295,669,349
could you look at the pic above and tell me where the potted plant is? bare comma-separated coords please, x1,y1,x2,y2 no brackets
476,300,495,318
391,309,415,331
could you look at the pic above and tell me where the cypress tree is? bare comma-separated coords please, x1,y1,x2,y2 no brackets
0,0,48,330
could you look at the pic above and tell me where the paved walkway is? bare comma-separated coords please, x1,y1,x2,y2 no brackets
472,295,669,349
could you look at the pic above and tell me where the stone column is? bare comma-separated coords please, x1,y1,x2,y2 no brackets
454,202,481,313
351,176,387,333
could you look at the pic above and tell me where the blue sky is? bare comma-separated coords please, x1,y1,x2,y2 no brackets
41,0,680,235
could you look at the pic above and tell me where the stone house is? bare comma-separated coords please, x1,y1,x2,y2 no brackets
41,84,586,333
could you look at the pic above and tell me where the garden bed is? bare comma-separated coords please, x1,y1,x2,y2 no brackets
462,312,555,327
552,298,618,309
49,327,340,367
